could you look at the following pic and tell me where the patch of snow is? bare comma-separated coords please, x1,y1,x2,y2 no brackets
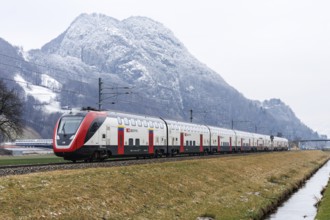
40,74,62,90
14,74,62,113
186,85,194,92
123,60,148,75
17,47,30,61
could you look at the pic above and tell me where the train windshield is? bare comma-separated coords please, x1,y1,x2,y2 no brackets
58,116,84,135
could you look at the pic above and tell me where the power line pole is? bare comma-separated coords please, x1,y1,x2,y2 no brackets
98,78,102,110
190,109,193,122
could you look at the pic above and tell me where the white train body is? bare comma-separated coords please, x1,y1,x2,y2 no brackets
53,110,289,161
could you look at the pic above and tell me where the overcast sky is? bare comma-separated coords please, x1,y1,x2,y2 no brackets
1,0,330,137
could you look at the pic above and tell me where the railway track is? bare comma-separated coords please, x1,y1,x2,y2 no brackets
0,152,272,177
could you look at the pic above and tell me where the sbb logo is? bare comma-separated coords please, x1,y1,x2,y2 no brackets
126,128,138,133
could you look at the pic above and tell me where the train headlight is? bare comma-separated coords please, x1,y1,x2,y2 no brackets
56,135,60,140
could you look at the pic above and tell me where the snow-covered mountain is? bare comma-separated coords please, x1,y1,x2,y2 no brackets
0,14,321,140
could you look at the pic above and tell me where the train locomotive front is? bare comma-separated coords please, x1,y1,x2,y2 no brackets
53,111,107,161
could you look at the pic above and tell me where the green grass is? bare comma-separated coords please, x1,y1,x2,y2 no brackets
316,180,330,220
0,151,329,219
0,154,66,166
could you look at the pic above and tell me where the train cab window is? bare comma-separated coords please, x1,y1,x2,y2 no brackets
135,139,140,146
143,120,148,127
124,118,129,125
131,119,136,126
90,122,99,133
117,117,122,125
85,120,102,141
137,120,142,127
129,138,134,146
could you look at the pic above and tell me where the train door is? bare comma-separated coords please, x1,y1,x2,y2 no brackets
180,132,184,153
105,126,110,146
230,137,232,152
148,129,154,154
200,134,203,152
118,126,125,155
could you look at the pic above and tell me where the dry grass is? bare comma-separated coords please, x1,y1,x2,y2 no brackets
0,151,329,220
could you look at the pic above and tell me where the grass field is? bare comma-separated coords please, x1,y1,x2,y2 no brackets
0,154,66,166
0,151,329,219
316,179,330,220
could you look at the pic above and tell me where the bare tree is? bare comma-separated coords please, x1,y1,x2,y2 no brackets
0,80,23,141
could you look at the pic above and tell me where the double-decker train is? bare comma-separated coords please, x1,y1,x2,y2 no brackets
53,110,289,162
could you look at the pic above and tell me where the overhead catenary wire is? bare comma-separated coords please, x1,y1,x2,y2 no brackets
0,52,175,112
0,52,133,88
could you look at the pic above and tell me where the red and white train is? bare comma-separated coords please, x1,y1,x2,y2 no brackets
53,110,289,162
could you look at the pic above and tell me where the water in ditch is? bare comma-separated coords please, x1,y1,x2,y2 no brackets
267,160,330,220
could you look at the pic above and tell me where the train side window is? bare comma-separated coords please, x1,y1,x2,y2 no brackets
117,117,122,125
160,123,164,129
193,141,196,146
143,120,148,127
155,123,159,128
124,118,129,125
129,138,134,146
137,120,142,127
131,119,136,126
190,141,192,146
186,140,189,146
135,139,140,146
149,121,154,128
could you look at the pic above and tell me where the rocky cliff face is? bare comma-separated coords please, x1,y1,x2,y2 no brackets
0,14,320,140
